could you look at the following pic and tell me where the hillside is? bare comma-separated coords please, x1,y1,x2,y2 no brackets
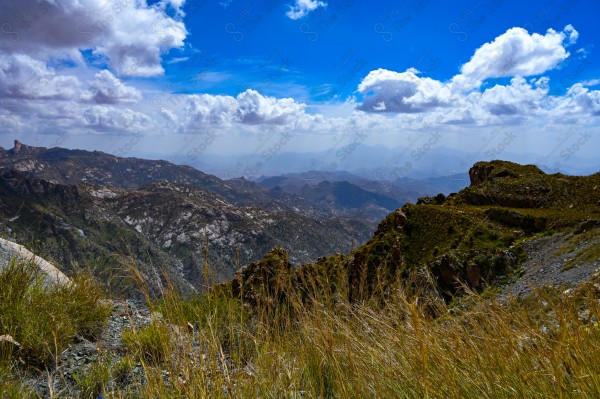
2,160,600,398
0,169,371,295
229,160,600,304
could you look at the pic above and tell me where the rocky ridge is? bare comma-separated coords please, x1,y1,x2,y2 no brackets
0,141,399,223
226,161,600,305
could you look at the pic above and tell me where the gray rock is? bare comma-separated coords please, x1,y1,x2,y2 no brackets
0,237,70,286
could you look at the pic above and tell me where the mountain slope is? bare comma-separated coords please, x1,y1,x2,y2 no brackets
0,170,371,295
227,161,600,304
0,141,388,225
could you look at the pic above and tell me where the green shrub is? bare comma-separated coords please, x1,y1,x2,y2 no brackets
0,258,111,368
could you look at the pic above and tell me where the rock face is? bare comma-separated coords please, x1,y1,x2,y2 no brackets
0,238,70,286
468,162,495,185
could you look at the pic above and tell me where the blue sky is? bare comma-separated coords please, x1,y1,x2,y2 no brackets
0,0,599,177
168,0,598,100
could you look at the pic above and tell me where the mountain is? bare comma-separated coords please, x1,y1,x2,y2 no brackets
1,140,412,224
256,170,469,219
258,174,403,220
225,160,600,305
0,169,372,295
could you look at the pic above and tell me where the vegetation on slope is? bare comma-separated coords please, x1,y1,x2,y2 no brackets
5,262,597,398
317,160,600,301
0,169,371,296
0,258,110,393
2,160,600,397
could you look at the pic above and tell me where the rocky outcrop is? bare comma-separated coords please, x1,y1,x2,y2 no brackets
13,140,22,154
468,160,544,186
416,193,446,205
0,238,70,286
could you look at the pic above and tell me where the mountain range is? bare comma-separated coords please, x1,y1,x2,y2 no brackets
1,140,434,294
4,140,598,303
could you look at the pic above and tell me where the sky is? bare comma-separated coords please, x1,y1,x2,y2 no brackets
0,0,599,178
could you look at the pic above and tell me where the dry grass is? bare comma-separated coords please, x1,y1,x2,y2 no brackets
2,256,599,398
104,267,600,398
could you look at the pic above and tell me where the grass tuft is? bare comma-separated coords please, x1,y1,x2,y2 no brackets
0,257,111,368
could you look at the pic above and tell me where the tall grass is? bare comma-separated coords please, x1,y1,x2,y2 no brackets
2,253,599,398
112,264,600,398
0,257,111,396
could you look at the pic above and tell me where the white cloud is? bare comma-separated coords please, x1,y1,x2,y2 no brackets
479,76,549,116
84,70,142,104
357,68,452,113
451,26,576,91
286,0,327,20
581,79,600,87
82,105,153,132
184,90,318,130
353,25,600,130
0,0,187,77
0,96,154,135
552,83,600,117
564,24,579,45
159,107,179,124
185,94,239,127
236,89,310,125
0,53,141,106
0,53,81,100
1,17,599,149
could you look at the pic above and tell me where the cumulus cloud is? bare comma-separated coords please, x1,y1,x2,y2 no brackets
185,94,239,127
0,53,81,100
82,105,153,132
0,96,154,135
0,0,187,77
357,68,452,113
480,76,549,116
237,89,309,125
184,90,316,130
451,26,576,91
353,24,600,129
552,83,600,117
286,0,327,20
0,53,142,106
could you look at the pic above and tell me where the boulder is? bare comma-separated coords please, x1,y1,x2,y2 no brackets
0,238,70,286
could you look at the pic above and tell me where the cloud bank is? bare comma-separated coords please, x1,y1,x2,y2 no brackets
354,25,599,130
0,15,598,142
